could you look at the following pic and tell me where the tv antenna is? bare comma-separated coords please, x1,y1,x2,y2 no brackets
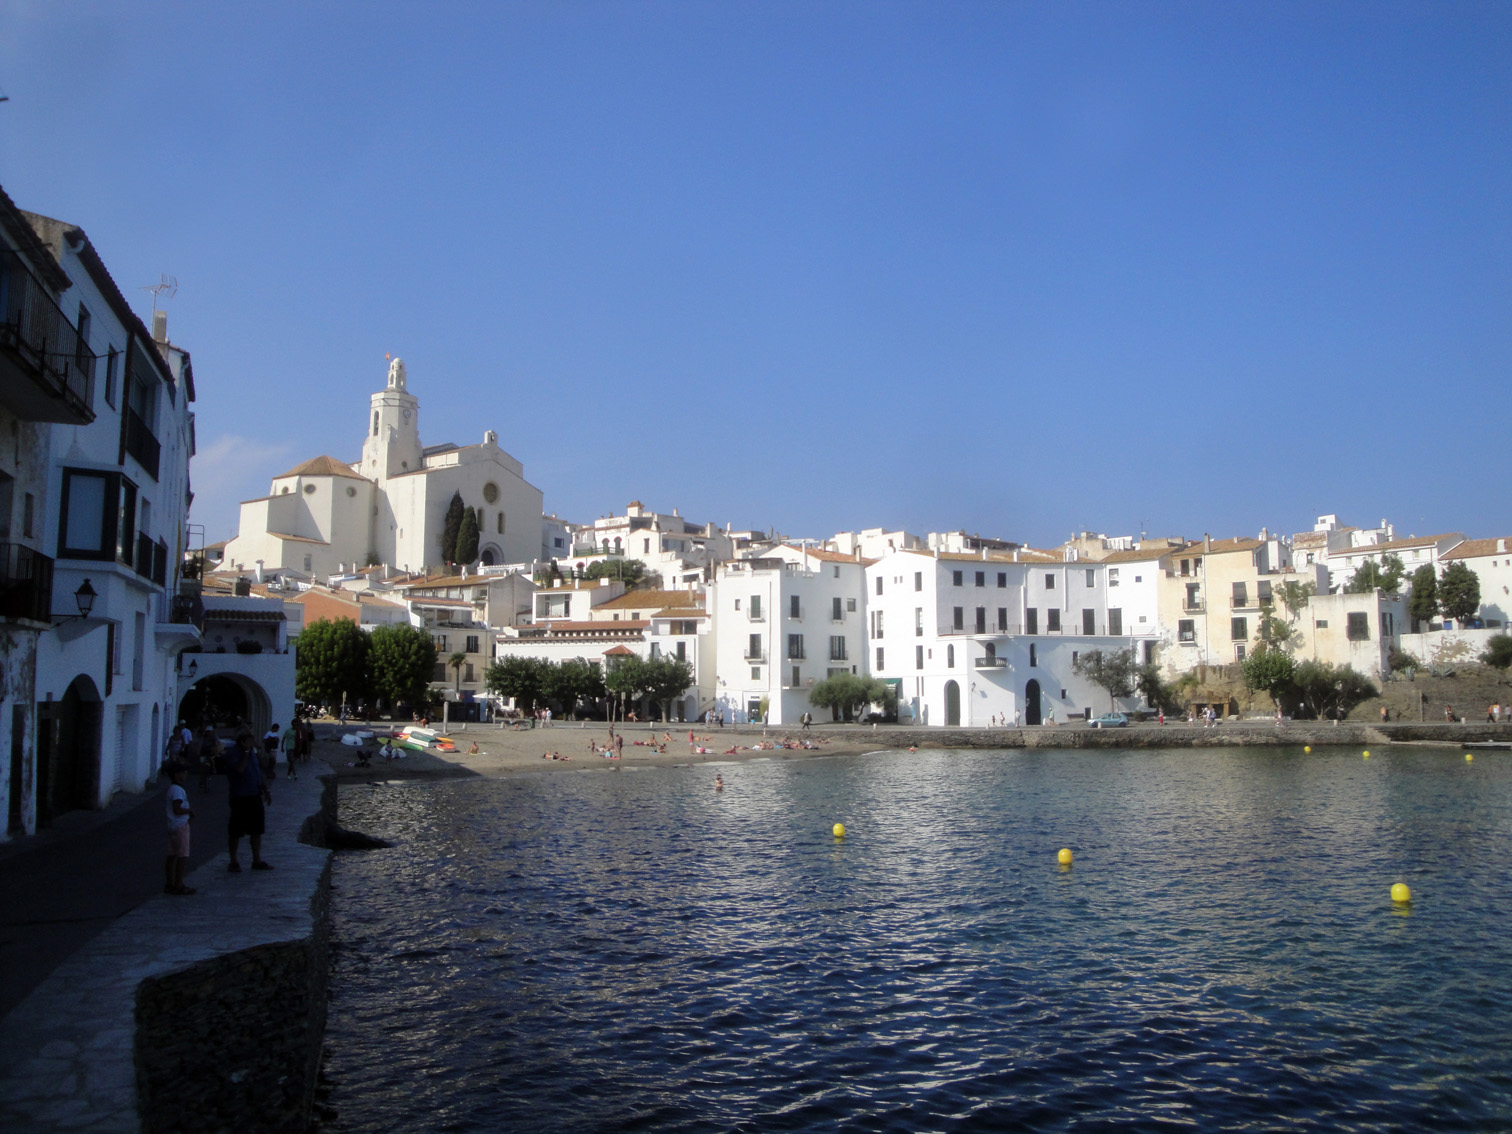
141,274,177,315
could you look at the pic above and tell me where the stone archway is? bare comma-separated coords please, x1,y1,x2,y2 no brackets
945,680,961,726
1024,679,1042,726
479,543,501,566
177,672,275,739
37,674,103,824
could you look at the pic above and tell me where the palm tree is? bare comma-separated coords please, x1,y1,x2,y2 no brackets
449,651,468,696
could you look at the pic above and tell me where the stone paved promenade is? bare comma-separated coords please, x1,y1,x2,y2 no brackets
0,764,331,1133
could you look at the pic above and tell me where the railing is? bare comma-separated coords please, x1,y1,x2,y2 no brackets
788,606,804,621
829,648,848,661
0,542,53,622
1183,600,1204,612
786,644,806,659
166,591,205,629
743,650,767,662
974,656,1007,668
0,250,95,420
124,408,160,480
135,531,155,579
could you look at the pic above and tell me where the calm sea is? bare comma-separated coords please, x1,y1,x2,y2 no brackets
317,746,1512,1132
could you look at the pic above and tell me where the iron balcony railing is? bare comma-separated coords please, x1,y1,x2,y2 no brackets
167,591,205,629
124,407,161,480
0,542,53,623
0,250,95,422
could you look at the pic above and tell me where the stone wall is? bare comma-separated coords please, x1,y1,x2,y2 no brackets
133,858,331,1133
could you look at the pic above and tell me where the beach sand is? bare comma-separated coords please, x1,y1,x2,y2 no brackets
316,721,885,782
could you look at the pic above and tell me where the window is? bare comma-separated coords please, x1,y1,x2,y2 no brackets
1047,609,1060,632
1235,644,1247,661
433,634,448,651
1232,582,1248,606
830,636,847,661
790,594,801,619
876,647,884,670
1178,619,1195,643
751,667,761,680
847,598,857,613
747,633,763,659
1180,559,1191,577
749,595,762,619
997,572,1006,588
832,597,843,621
1026,608,1038,635
875,576,883,596
947,645,955,668
498,512,505,534
1045,573,1056,589
465,662,475,682
1082,608,1095,635
914,572,923,591
644,539,651,553
465,635,480,653
1186,583,1201,610
1108,608,1123,636
997,607,1007,631
372,411,379,436
58,469,135,563
791,665,801,687
787,633,805,659
975,571,984,587
1134,575,1142,583
676,641,686,662
1029,643,1037,667
952,570,963,587
103,348,119,408
1109,569,1120,587
132,611,145,691
833,565,840,578
1346,612,1370,641
1258,581,1273,604
915,607,923,636
953,606,963,631
1086,569,1095,587
975,607,986,633
1231,617,1248,641
916,645,923,669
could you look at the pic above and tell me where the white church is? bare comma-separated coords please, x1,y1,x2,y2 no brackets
223,358,544,578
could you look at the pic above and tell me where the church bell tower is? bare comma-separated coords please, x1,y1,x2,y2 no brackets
361,357,423,480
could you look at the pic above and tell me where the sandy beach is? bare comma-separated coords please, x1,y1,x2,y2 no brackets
315,720,883,782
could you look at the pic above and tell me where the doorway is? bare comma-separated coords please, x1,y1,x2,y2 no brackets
1024,679,1042,726
945,680,961,726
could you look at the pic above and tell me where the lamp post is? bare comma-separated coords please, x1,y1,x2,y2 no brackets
53,579,97,623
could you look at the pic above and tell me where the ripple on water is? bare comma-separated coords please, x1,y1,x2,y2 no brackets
317,747,1512,1132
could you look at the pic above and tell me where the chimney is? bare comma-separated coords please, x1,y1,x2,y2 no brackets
1500,538,1508,553
255,559,264,584
152,310,167,344
1204,533,1212,553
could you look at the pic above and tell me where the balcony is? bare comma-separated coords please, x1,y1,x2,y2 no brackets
0,542,53,623
124,408,161,480
786,645,806,660
829,648,848,662
1183,600,1204,613
0,250,96,425
974,656,1007,668
743,650,768,663
787,605,804,621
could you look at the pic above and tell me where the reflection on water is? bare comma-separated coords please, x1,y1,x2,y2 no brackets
318,746,1512,1132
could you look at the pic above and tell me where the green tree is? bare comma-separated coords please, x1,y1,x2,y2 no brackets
1256,612,1298,653
1071,647,1138,712
1275,579,1316,623
485,655,550,715
808,673,896,721
1135,661,1182,715
542,658,607,719
1481,633,1512,670
455,507,480,565
643,656,695,721
1438,561,1481,625
1345,553,1405,595
582,558,660,589
439,491,465,565
449,651,468,695
1291,660,1377,721
1408,564,1439,628
295,618,373,712
603,654,649,720
1242,646,1296,709
368,623,437,712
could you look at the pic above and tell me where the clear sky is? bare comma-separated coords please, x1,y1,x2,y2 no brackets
2,2,1508,550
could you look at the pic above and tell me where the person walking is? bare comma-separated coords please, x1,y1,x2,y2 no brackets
163,762,196,896
225,732,273,873
281,720,299,779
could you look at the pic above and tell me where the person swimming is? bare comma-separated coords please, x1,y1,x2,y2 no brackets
715,774,724,791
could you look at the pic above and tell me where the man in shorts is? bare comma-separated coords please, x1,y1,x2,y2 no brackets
225,732,273,873
164,761,196,895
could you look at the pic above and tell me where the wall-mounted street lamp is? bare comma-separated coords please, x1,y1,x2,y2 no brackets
52,579,97,623
184,658,198,680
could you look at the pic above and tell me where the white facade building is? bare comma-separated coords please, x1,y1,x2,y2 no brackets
711,547,870,725
224,358,545,578
1436,537,1511,629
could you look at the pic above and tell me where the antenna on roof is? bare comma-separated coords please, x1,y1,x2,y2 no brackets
141,274,177,314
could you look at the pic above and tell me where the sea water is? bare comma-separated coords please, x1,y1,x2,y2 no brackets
317,746,1512,1131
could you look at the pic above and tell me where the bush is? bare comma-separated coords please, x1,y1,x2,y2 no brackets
1482,633,1512,670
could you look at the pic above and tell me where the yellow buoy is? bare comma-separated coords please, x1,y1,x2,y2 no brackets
1304,746,1312,754
1465,753,1474,762
1363,750,1370,758
1391,882,1411,904
1057,848,1073,865
833,822,846,838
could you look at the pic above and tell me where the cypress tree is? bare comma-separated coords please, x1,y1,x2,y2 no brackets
456,506,480,565
440,492,465,565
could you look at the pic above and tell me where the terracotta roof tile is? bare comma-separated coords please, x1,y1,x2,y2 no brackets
1439,537,1509,560
275,455,367,481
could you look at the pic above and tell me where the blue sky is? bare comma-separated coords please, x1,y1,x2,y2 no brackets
2,2,1508,549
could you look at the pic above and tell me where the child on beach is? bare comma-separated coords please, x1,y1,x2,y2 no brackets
164,762,196,895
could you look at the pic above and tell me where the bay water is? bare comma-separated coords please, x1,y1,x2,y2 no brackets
318,746,1512,1131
